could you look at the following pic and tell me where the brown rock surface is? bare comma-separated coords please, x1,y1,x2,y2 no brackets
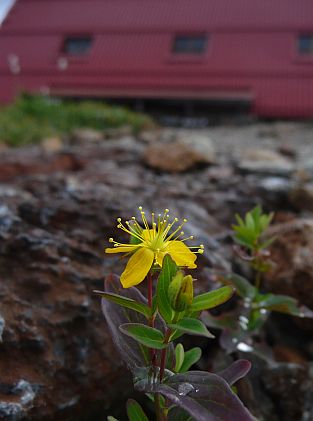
265,219,313,310
144,133,216,172
0,123,312,420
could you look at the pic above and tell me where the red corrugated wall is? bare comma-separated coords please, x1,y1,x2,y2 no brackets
0,0,313,117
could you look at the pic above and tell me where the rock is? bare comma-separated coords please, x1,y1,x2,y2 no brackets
273,345,307,364
301,159,313,180
144,133,216,172
0,142,9,152
0,209,132,419
0,123,312,420
265,219,313,310
70,128,104,143
0,150,84,181
289,183,313,212
262,363,313,421
143,142,202,172
41,136,63,153
104,125,133,139
258,177,292,194
176,133,216,164
137,129,161,144
238,149,294,177
277,144,297,159
0,314,5,341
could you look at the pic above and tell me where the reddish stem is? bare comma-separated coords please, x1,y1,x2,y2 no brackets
147,271,153,310
159,329,172,382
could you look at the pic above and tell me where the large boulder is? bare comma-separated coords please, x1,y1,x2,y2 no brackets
144,133,216,172
265,219,313,310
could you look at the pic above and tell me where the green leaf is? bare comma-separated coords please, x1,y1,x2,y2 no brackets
179,347,202,373
168,318,215,338
119,323,167,349
156,254,177,323
107,417,120,421
127,399,149,421
190,286,234,312
175,343,185,372
222,274,257,299
202,312,238,331
232,206,274,251
255,293,313,318
95,291,150,318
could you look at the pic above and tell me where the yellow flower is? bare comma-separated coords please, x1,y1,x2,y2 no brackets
105,207,204,288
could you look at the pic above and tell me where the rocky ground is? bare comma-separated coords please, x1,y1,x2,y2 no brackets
0,120,313,420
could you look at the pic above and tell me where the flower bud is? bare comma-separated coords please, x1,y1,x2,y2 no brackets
168,271,194,312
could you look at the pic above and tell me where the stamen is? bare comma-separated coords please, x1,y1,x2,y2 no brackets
117,219,143,242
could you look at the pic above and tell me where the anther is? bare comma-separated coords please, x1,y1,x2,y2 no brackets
117,218,122,222
109,238,113,242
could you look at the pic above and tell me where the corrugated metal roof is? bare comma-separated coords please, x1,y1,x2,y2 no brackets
2,0,313,34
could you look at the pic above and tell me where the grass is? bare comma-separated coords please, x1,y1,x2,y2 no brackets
0,95,153,147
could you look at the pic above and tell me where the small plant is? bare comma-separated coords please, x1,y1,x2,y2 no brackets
97,207,255,421
204,206,313,355
0,94,153,146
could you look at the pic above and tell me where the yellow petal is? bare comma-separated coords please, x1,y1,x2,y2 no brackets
166,241,197,268
155,250,166,266
120,247,155,288
105,245,138,254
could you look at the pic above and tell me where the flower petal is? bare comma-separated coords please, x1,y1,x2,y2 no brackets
120,247,155,288
105,245,138,254
166,240,197,268
155,250,166,267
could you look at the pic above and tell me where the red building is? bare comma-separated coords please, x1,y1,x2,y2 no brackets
0,0,313,117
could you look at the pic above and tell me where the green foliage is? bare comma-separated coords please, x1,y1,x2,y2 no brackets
101,218,256,420
222,274,257,299
0,94,153,146
126,399,149,421
119,323,167,349
156,255,177,323
94,291,151,318
190,286,234,312
174,344,185,372
232,205,274,251
168,318,215,339
179,347,202,373
168,272,193,312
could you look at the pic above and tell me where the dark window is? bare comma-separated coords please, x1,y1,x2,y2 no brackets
172,35,207,54
298,34,313,54
63,36,93,55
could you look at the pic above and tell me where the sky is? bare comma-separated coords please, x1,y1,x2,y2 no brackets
0,0,15,25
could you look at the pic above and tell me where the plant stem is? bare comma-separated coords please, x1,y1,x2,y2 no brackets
255,270,262,290
155,393,163,421
146,272,163,420
159,329,172,382
147,271,153,309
